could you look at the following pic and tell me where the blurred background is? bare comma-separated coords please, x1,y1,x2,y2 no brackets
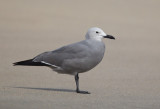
0,0,160,109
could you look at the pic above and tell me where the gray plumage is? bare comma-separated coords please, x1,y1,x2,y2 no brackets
14,27,115,94
33,39,105,75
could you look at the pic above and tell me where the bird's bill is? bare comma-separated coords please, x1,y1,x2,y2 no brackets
104,35,115,40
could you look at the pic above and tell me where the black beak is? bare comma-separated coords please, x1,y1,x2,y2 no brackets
104,35,115,40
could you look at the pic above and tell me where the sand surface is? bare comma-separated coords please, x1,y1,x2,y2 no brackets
0,0,160,109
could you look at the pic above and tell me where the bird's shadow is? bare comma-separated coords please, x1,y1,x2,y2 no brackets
13,86,76,93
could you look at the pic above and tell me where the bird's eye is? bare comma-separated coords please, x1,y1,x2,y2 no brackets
96,31,99,33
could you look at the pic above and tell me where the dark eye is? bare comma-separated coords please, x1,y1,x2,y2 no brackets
96,31,99,33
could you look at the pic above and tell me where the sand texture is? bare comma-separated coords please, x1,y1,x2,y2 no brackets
0,0,160,109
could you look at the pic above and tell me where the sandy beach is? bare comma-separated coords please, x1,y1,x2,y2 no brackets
0,0,160,109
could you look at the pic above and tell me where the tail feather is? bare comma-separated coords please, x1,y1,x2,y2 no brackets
13,59,48,66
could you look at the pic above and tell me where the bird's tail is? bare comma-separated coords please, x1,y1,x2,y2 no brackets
13,59,47,66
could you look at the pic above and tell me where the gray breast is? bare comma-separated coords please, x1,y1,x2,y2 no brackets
61,40,105,74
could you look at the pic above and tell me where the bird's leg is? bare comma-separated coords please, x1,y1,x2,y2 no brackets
75,73,90,94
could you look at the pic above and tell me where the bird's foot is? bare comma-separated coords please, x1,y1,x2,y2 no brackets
76,90,90,94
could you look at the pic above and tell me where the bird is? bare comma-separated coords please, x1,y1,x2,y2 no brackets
13,27,115,94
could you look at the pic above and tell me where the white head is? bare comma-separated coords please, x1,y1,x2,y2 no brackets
85,27,115,41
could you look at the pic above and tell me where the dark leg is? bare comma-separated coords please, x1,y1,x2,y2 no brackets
75,73,90,94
